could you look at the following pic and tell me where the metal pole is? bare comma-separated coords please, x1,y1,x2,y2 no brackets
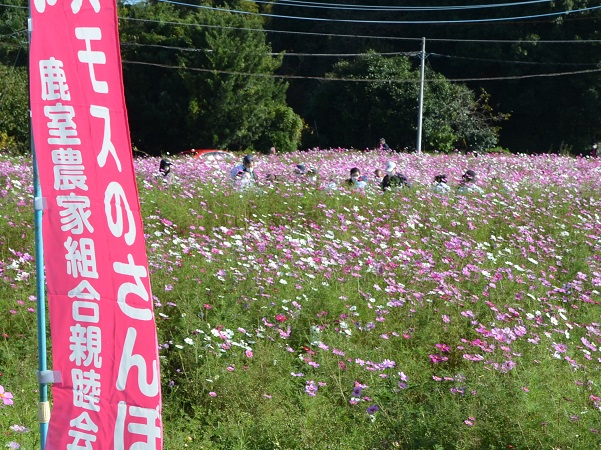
33,138,50,450
416,37,426,153
28,11,50,449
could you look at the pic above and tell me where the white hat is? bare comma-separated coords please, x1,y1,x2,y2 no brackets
385,161,397,173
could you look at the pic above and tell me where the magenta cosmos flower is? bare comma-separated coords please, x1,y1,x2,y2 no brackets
0,385,14,405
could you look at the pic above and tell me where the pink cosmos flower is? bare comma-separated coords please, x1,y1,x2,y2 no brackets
552,342,567,353
0,385,14,406
435,343,451,353
429,353,449,364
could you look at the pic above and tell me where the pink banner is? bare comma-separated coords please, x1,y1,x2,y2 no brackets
29,0,162,448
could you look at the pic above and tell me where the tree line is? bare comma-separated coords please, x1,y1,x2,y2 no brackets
0,0,599,154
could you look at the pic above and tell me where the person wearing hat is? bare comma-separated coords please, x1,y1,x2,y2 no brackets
381,161,411,191
292,164,319,184
457,169,484,195
432,174,450,194
230,154,257,183
294,164,307,175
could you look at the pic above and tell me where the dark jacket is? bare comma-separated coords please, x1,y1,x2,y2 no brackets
381,173,411,190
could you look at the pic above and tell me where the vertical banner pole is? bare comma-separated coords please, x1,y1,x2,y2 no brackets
33,141,50,450
28,10,50,449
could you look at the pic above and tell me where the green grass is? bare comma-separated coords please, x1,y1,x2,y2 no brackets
1,155,601,449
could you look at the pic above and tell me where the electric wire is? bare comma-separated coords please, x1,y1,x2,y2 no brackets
4,35,598,75
429,53,601,67
119,16,601,44
122,59,601,82
0,29,27,39
248,0,555,12
0,2,26,8
119,41,418,57
2,0,600,31
119,41,600,67
157,0,601,25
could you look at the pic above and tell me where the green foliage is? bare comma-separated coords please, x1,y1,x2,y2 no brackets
308,53,506,152
119,2,302,153
0,65,29,153
482,146,512,155
0,0,600,153
253,104,304,152
268,1,601,153
309,53,418,148
424,83,509,153
0,0,27,67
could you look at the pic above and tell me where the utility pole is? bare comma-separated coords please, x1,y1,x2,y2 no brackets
416,37,426,153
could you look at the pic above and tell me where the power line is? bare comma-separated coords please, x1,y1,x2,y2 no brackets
158,0,601,25
122,59,601,82
0,41,25,49
119,41,600,67
0,11,601,48
276,51,417,57
120,40,418,57
120,16,601,44
0,29,27,39
7,37,594,70
0,2,26,8
429,53,601,67
249,0,555,12
1,1,598,45
1,0,599,40
120,16,421,40
120,42,210,53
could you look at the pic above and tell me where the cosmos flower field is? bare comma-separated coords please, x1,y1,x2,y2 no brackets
1,150,600,449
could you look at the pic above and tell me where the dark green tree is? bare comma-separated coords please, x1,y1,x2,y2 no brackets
267,0,601,153
0,0,28,67
0,0,28,152
119,1,302,153
0,64,28,151
309,52,505,152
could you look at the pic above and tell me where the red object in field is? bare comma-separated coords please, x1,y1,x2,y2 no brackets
180,149,236,161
